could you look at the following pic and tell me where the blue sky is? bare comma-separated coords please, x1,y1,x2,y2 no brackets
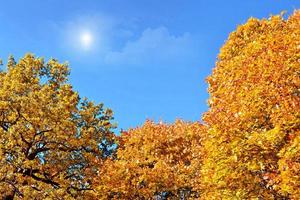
0,0,299,131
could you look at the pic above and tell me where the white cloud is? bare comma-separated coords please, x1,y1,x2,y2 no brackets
58,14,199,69
104,27,198,67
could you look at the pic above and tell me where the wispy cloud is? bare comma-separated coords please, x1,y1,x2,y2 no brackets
104,27,198,68
59,14,200,69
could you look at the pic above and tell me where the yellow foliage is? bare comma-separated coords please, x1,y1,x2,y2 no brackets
202,11,300,199
0,54,116,199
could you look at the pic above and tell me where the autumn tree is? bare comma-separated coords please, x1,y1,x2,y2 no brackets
201,11,300,199
96,120,206,199
0,54,116,199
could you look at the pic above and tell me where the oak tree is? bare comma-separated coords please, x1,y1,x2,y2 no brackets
0,54,116,199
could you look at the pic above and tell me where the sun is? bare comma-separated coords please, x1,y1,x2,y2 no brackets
80,31,93,49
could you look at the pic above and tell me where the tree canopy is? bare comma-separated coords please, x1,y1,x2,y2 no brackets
202,11,300,199
96,120,206,199
0,54,116,199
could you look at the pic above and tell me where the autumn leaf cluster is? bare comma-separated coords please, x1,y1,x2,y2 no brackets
202,11,300,199
0,10,299,200
0,55,116,199
96,120,206,199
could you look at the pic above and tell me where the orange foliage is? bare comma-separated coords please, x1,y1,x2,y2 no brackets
96,120,206,199
202,11,300,199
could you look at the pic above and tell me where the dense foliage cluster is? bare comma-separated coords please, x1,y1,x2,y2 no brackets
96,120,206,199
0,10,299,199
0,55,116,199
202,11,300,199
